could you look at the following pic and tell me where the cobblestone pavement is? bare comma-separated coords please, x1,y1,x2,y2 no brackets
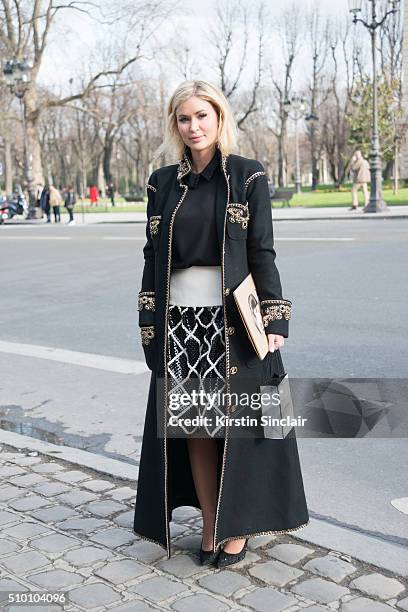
0,443,407,612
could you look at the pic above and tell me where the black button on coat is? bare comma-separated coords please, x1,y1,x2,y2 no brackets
134,149,309,558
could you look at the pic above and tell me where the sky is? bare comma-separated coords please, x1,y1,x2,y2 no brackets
38,0,354,94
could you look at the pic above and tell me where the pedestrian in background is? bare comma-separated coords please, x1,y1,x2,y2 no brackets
35,183,44,216
40,185,50,223
49,185,62,222
64,186,76,225
350,150,370,210
90,185,99,206
107,181,115,207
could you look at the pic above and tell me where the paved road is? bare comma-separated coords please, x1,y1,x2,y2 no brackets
1,219,407,548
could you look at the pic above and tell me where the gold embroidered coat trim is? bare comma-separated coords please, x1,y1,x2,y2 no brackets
149,215,161,236
244,171,266,191
141,326,155,345
176,149,229,184
146,183,157,193
138,291,155,312
227,202,250,230
261,299,292,326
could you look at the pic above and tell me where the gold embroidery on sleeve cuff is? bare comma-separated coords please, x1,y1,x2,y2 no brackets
261,299,292,326
141,326,155,345
138,291,155,312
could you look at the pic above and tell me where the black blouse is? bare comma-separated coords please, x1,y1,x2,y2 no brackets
172,148,222,270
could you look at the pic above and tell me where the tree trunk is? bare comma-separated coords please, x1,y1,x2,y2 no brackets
103,135,114,185
97,158,105,196
4,134,13,195
24,87,45,187
82,165,87,198
278,132,286,187
310,125,320,190
384,159,393,180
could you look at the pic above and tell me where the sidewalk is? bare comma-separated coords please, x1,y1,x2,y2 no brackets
0,438,407,611
6,205,408,226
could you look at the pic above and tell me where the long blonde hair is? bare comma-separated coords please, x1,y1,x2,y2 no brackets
155,80,239,162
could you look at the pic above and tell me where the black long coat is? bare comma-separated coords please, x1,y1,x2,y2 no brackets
133,149,309,558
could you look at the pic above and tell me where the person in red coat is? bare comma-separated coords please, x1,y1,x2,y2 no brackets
89,185,99,206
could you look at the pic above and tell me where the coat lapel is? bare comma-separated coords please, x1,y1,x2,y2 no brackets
215,157,229,249
161,151,191,227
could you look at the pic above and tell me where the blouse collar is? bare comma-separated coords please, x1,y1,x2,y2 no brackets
177,146,225,184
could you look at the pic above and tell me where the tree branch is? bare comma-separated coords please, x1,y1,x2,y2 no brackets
45,51,143,109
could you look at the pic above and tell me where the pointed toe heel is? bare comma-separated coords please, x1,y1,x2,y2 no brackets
199,539,220,566
217,538,248,568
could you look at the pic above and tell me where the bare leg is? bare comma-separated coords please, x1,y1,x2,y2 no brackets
223,537,247,553
186,437,218,550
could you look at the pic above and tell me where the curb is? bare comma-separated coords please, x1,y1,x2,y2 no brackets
0,428,407,578
271,214,408,222
4,211,408,225
96,215,408,223
0,429,137,482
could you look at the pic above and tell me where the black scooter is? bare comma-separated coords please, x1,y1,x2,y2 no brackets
0,193,29,224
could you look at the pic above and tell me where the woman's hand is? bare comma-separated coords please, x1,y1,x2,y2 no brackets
267,333,285,352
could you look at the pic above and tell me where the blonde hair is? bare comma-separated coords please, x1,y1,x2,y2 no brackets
155,80,239,162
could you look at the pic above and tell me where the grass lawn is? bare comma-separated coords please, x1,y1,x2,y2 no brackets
60,188,408,214
60,197,147,213
289,187,408,208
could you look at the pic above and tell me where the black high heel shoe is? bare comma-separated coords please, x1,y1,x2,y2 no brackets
199,538,220,566
217,538,248,568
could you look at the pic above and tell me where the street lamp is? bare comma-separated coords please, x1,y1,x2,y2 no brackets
305,112,320,189
2,58,37,218
348,0,400,212
283,95,306,194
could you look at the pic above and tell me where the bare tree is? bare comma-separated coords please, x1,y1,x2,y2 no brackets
321,20,364,186
268,6,300,186
0,0,174,198
378,2,404,181
207,0,266,128
305,5,329,189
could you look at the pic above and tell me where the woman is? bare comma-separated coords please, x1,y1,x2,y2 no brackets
133,80,309,568
64,186,76,225
89,185,99,206
49,185,62,223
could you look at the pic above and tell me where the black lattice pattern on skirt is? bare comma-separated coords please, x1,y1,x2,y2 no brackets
167,304,226,437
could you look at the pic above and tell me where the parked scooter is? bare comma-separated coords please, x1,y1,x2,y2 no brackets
0,191,29,224
0,197,9,224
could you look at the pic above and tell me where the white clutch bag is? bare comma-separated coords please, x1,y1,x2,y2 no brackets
233,273,269,360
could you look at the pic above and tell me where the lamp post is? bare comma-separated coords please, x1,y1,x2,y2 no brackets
283,95,306,194
348,0,400,212
2,58,37,218
305,112,320,189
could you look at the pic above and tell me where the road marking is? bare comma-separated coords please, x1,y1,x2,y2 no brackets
0,341,148,375
0,235,354,242
391,498,408,515
278,237,355,241
0,236,72,240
